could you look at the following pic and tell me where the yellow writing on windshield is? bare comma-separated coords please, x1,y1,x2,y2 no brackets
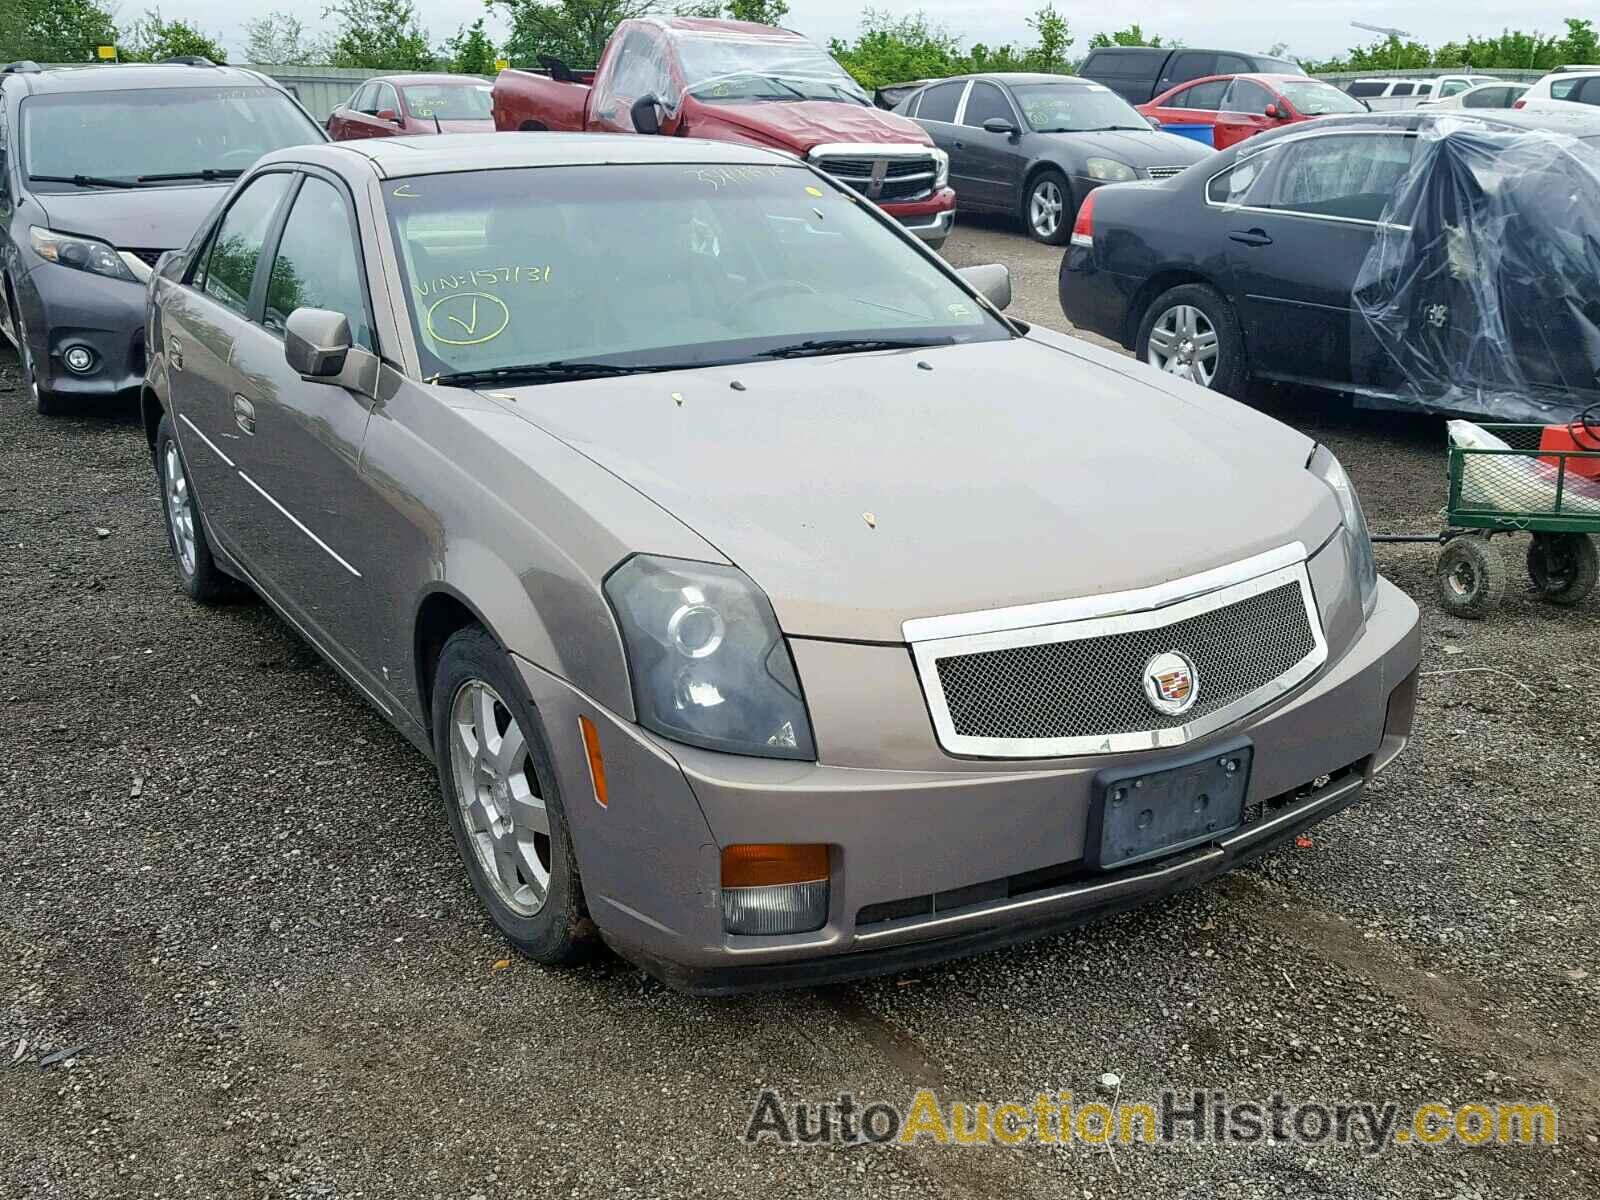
413,265,553,299
425,291,511,346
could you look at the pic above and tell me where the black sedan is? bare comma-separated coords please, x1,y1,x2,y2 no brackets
894,73,1212,244
1059,109,1600,412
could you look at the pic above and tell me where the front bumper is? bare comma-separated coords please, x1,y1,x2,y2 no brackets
515,575,1420,995
14,261,148,400
883,188,957,242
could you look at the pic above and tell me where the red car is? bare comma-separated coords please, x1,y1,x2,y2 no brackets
1138,74,1366,150
327,73,496,140
492,17,957,249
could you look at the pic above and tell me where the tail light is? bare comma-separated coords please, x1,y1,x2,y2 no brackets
1070,191,1097,248
1513,98,1527,109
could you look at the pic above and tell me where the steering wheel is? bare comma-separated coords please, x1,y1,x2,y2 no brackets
744,279,819,306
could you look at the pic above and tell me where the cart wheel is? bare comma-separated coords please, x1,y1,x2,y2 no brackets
1526,533,1599,606
1436,536,1507,619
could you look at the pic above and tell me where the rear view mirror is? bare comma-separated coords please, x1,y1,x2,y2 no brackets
631,94,662,135
981,116,1019,136
285,308,351,379
958,263,1012,312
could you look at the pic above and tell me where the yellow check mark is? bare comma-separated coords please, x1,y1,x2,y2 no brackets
446,299,479,336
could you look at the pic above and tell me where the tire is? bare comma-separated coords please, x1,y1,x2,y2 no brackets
6,287,65,416
1526,532,1598,606
1436,535,1507,619
1022,168,1073,245
1135,283,1249,398
432,625,595,965
154,414,237,603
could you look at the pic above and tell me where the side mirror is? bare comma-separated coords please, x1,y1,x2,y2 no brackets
1146,115,1163,129
376,108,400,123
958,263,1011,312
630,94,662,135
285,308,351,379
981,116,1019,136
1264,103,1285,119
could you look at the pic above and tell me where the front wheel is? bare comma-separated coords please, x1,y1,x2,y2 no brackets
1023,169,1072,245
1436,535,1507,619
1135,283,1248,397
432,626,594,965
8,290,64,416
1526,532,1598,606
154,414,238,603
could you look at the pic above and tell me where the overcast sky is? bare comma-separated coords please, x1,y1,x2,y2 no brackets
150,0,1587,64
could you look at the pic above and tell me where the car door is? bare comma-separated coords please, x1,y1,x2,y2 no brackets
1156,51,1218,98
160,171,296,552
365,82,403,137
912,79,970,192
1217,131,1414,387
1148,79,1228,148
225,169,388,684
953,80,1022,210
1214,78,1276,150
332,83,378,139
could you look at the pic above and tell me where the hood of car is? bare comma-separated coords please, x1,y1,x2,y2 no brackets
1039,128,1212,166
492,336,1339,642
690,100,932,152
30,184,224,252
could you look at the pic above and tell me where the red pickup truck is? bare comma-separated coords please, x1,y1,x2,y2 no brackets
491,17,957,248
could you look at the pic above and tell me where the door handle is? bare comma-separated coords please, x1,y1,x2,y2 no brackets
953,141,965,149
233,395,256,436
1228,228,1273,247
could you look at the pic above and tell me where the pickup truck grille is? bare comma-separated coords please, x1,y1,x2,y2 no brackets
809,147,938,204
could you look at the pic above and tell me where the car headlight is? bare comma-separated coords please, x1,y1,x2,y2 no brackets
29,226,138,283
931,147,949,189
1085,157,1137,182
1309,445,1378,615
605,555,816,760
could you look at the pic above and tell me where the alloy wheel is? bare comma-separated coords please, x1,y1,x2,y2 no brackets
1030,179,1064,238
1146,304,1220,387
448,680,551,917
163,441,198,578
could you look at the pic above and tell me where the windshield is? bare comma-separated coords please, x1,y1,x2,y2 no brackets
676,34,870,105
1011,83,1148,132
21,87,321,189
1277,80,1368,115
401,83,494,121
383,163,1005,379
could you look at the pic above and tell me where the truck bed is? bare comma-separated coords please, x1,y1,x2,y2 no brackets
492,69,592,132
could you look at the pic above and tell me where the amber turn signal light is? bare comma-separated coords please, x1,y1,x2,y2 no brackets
578,715,608,808
721,843,829,888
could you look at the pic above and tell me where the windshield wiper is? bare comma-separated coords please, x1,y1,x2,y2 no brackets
1076,125,1150,132
756,336,954,360
136,168,245,183
29,173,140,189
432,360,688,387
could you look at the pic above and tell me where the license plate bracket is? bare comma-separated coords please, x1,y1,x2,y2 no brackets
1087,740,1253,870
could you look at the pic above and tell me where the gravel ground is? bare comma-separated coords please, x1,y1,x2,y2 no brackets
3,218,1598,1199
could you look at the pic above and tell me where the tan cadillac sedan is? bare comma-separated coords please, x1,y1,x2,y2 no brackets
140,134,1420,993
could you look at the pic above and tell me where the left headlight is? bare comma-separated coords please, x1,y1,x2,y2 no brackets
1085,157,1137,182
29,226,138,283
1309,445,1378,615
931,147,950,189
605,555,816,760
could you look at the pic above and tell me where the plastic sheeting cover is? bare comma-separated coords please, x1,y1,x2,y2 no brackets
1353,119,1600,422
589,19,869,127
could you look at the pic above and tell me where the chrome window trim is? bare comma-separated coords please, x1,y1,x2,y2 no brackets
1202,127,1418,230
904,543,1328,759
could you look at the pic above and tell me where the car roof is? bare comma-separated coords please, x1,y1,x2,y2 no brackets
369,73,489,87
925,73,1093,87
650,16,803,38
263,132,799,178
1,62,282,95
1251,108,1600,143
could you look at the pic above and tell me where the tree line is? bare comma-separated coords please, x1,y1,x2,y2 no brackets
4,1,1596,81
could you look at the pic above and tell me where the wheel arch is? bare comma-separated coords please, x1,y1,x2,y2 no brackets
413,585,507,742
1124,269,1227,348
140,384,165,455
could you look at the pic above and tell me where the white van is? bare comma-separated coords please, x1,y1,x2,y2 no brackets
1345,75,1500,110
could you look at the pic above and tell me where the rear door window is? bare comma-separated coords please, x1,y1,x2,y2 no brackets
1573,77,1600,106
1171,80,1227,110
1166,53,1218,87
1388,83,1415,98
1216,54,1252,75
1206,144,1281,205
918,80,965,123
1261,133,1414,222
1347,81,1386,98
196,172,294,318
